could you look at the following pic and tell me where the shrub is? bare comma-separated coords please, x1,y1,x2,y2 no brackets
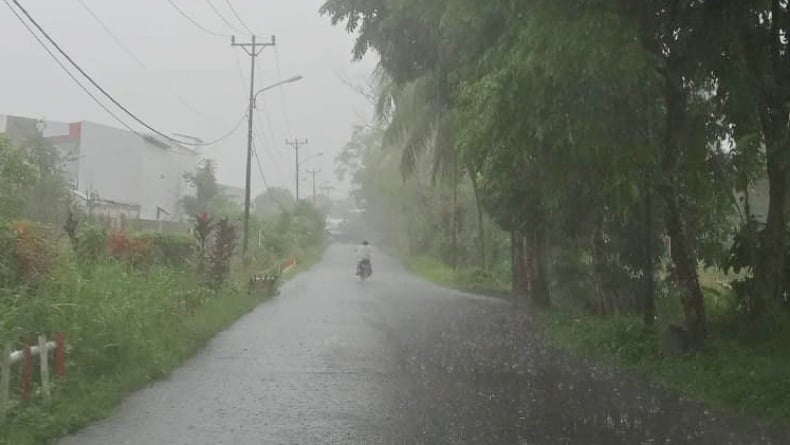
208,218,237,288
7,220,54,287
77,225,107,264
148,232,194,268
105,230,154,269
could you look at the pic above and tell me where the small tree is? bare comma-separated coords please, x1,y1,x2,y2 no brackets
183,160,220,215
208,217,237,288
192,212,214,275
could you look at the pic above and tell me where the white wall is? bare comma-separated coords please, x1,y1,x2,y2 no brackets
78,122,143,211
77,122,199,221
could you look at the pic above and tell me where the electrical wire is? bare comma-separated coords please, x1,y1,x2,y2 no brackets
166,0,230,37
188,109,249,147
9,0,228,146
205,0,245,35
251,138,271,190
272,47,294,138
233,50,248,99
252,116,275,162
75,0,209,120
2,0,142,136
223,0,255,36
252,138,291,210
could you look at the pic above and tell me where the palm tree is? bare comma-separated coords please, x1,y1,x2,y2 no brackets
375,67,486,269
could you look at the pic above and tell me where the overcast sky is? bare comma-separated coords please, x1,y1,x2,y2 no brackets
0,0,375,198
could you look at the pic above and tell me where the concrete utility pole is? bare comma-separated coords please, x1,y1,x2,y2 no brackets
306,168,321,205
232,34,275,256
286,138,308,200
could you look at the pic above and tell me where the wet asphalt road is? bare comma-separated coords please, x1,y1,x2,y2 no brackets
59,244,790,445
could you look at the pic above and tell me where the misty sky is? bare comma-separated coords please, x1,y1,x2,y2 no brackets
0,0,376,198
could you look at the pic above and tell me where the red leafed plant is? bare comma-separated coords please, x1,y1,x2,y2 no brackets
106,230,154,268
9,221,53,286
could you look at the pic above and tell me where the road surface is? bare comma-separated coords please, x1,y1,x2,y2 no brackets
60,244,789,444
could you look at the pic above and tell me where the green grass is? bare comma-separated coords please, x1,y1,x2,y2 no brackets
543,305,790,422
406,254,790,422
405,255,510,295
0,245,325,445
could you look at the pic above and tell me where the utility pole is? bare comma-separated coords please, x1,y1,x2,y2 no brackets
286,138,308,200
232,34,275,257
319,184,334,200
306,168,321,205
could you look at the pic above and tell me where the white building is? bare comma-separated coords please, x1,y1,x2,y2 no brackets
219,184,245,207
0,114,200,222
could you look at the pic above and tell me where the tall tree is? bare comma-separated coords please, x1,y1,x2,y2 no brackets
182,160,220,216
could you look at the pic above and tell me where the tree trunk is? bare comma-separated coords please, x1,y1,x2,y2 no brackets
643,185,656,326
739,2,790,309
450,167,459,270
527,225,551,308
661,73,707,343
511,229,528,302
754,116,788,308
470,173,487,270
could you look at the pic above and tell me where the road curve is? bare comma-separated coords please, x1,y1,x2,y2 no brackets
59,244,790,445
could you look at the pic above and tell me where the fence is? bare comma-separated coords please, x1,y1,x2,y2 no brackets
0,332,67,422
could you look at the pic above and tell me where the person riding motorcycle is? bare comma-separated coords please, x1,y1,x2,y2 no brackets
355,240,372,277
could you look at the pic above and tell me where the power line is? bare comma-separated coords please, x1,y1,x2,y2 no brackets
252,115,277,163
75,0,209,120
205,0,245,34
9,0,221,147
2,0,141,136
272,46,294,138
223,0,255,36
187,109,249,147
75,0,144,66
252,138,289,210
166,0,230,37
233,50,248,98
251,138,271,190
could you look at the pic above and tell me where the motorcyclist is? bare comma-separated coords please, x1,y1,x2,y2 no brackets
355,240,372,277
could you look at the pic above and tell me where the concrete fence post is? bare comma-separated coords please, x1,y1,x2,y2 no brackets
38,335,51,405
0,343,10,423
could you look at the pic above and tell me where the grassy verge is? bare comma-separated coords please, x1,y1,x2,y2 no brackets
404,255,510,297
543,305,790,422
406,256,790,422
0,245,325,445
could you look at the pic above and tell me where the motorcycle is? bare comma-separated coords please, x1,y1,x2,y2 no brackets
357,259,372,281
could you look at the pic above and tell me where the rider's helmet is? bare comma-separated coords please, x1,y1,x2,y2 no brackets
362,240,369,245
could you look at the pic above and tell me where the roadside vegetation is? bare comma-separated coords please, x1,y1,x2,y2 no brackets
325,0,790,423
0,135,326,444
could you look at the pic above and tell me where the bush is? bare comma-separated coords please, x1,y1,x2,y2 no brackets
105,231,154,269
148,232,194,268
1,220,55,288
76,225,107,265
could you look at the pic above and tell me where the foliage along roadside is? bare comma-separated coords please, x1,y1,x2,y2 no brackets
0,209,326,445
406,254,790,422
322,0,790,350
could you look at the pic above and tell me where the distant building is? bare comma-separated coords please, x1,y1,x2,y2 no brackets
219,184,246,207
0,114,200,222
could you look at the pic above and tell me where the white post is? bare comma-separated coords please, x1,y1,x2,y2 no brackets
38,335,51,405
0,343,10,422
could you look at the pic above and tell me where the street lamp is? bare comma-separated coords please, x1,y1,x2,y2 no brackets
253,75,303,107
242,74,303,257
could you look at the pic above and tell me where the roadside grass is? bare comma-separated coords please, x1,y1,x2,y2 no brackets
407,255,790,422
0,244,325,445
405,255,510,295
544,306,790,421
